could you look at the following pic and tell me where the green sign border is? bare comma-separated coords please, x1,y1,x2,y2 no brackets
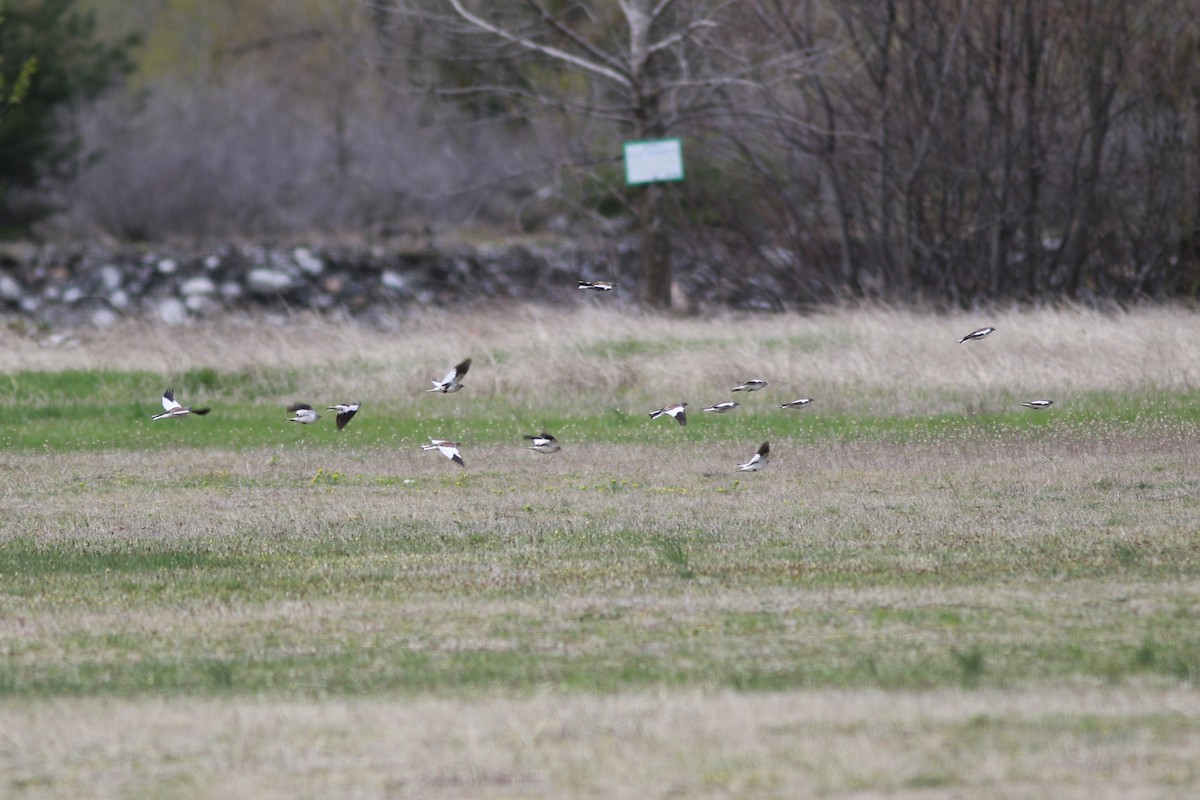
623,137,685,185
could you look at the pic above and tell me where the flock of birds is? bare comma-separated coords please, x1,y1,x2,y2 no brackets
150,282,1053,473
642,375,823,472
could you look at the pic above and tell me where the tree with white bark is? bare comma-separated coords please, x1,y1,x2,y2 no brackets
384,0,804,309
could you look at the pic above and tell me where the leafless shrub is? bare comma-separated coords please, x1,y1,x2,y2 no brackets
61,69,548,240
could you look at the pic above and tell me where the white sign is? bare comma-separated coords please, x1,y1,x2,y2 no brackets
624,138,685,185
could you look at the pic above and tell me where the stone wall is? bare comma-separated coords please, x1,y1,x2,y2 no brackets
0,235,803,327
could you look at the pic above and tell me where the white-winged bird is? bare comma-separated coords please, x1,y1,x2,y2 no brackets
327,402,360,430
523,432,561,454
151,388,210,420
737,441,770,472
958,326,996,343
649,402,688,427
428,358,471,393
422,438,465,466
286,403,320,424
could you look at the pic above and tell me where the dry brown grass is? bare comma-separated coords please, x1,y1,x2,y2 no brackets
3,687,1198,799
5,304,1200,412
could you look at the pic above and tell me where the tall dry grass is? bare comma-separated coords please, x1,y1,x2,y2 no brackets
3,687,1198,799
4,305,1197,413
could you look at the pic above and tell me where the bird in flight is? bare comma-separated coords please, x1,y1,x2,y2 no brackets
422,438,465,466
523,432,561,454
779,398,814,409
327,402,360,430
151,388,210,420
286,403,321,424
737,441,770,472
578,279,616,291
958,326,996,343
428,358,471,393
1020,400,1054,410
649,402,688,426
702,401,740,414
731,379,767,392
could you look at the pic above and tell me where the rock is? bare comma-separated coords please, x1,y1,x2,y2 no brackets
157,258,178,275
184,294,219,315
100,265,123,291
0,274,22,302
381,270,406,292
219,281,243,302
156,297,188,326
293,247,324,275
179,276,216,296
246,268,294,294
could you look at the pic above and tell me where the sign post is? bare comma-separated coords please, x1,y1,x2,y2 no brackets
623,138,685,185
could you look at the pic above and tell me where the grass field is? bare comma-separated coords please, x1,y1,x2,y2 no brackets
2,305,1200,797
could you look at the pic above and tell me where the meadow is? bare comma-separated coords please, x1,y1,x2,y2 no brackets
2,305,1199,798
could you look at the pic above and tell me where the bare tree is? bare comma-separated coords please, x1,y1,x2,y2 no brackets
731,0,1199,306
384,0,799,309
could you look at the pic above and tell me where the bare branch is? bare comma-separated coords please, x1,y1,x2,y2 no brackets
650,0,683,20
432,83,638,125
648,0,742,53
647,20,717,56
444,0,632,89
523,0,630,78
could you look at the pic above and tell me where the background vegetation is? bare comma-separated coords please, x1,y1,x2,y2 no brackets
5,0,1200,304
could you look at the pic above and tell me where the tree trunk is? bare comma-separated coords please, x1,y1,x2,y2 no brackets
625,0,673,310
1020,0,1044,299
640,182,672,309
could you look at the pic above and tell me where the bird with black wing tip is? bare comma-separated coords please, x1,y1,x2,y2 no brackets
327,402,360,430
286,403,320,424
428,358,471,393
422,438,465,466
151,388,210,420
736,441,770,472
523,432,561,454
649,402,688,427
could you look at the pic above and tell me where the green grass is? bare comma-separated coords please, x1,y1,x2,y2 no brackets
4,367,1200,451
2,437,1198,698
